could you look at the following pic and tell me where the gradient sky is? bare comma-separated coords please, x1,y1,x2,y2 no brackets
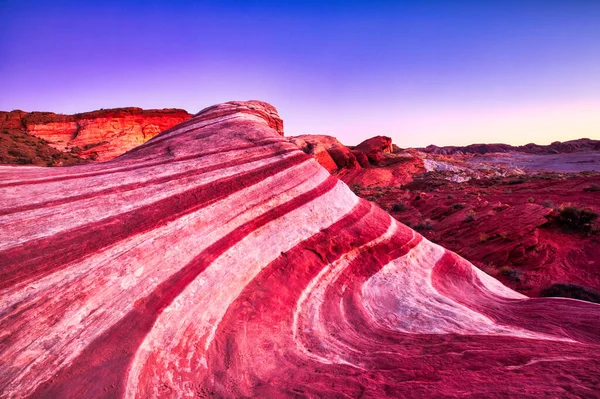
2,0,599,147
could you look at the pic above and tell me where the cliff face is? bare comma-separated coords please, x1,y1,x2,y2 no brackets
1,101,599,398
0,107,192,161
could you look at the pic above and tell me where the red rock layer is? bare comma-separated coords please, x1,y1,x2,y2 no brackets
422,138,600,155
1,101,599,398
0,108,192,161
290,134,425,187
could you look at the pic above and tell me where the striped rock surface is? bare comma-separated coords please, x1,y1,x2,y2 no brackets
1,101,599,398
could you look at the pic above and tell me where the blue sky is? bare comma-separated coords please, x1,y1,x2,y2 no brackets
2,0,599,146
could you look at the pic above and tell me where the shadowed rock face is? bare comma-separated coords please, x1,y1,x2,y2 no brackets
1,101,599,398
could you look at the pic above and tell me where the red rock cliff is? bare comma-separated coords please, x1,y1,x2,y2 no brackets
0,107,192,161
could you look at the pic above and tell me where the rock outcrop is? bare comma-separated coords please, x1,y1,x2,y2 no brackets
291,134,361,171
354,135,393,164
288,135,340,172
1,101,600,398
290,134,425,187
0,108,192,161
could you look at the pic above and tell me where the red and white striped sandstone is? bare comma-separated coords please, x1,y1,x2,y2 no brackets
1,101,599,398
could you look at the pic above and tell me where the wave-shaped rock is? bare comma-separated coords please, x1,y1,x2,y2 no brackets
1,101,599,398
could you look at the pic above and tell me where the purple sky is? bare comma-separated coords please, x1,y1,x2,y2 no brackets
2,0,599,147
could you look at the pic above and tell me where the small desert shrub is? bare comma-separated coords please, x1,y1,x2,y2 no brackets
528,196,535,203
584,184,600,192
447,194,455,199
8,148,27,157
452,203,466,210
70,146,82,154
540,283,600,304
556,205,598,233
349,184,362,194
391,203,406,212
541,200,555,209
464,209,476,222
413,219,433,231
499,266,521,283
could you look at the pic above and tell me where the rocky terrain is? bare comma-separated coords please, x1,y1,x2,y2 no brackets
354,172,600,298
421,138,600,155
1,101,599,398
0,108,191,162
0,128,87,166
296,135,600,300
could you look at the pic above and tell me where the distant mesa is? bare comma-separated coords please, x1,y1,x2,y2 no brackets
421,138,600,155
1,100,599,397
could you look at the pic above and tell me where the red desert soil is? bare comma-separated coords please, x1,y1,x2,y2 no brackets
1,101,599,398
354,172,600,299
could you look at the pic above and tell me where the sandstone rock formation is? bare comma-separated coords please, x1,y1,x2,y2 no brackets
291,134,361,171
338,151,425,188
0,108,192,161
290,134,425,187
288,135,339,172
1,101,599,398
354,135,393,164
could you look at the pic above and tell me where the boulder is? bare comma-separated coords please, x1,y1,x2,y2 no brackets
355,135,393,164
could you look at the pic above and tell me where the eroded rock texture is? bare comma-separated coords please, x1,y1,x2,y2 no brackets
0,108,192,161
290,134,425,188
1,101,599,398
